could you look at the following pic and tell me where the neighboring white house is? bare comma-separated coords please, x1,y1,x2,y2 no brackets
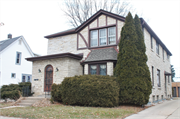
0,34,35,87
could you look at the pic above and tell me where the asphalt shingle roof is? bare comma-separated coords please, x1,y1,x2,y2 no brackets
0,36,21,52
84,47,118,62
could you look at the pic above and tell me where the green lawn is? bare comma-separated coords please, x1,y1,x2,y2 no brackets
0,104,144,119
0,102,13,108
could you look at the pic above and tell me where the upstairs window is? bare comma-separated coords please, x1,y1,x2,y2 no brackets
16,52,22,65
90,26,116,47
108,27,116,44
99,29,107,45
11,73,16,78
163,49,164,60
151,35,153,49
90,30,98,47
156,42,159,55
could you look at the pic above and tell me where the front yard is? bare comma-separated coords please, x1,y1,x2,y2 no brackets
0,103,145,119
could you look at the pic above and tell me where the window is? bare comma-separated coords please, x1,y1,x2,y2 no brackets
156,42,159,55
161,95,163,100
152,66,154,86
90,26,116,47
163,49,164,60
11,73,16,78
22,74,32,82
168,76,170,83
108,27,116,44
153,96,155,102
157,95,159,101
151,35,153,49
99,29,107,45
157,69,161,87
167,54,169,60
89,64,106,75
16,52,22,65
90,30,98,47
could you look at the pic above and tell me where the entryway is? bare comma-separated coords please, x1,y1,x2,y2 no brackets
44,65,53,93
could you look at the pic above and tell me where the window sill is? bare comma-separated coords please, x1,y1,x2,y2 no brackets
158,87,161,90
156,54,160,58
89,44,117,49
152,86,155,89
151,49,154,52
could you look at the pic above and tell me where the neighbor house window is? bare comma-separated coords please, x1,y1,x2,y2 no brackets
89,64,106,75
152,66,154,86
157,95,159,101
168,76,170,83
161,95,163,100
156,42,159,55
22,74,32,82
151,35,153,49
90,26,116,47
157,69,160,87
16,52,22,65
11,73,16,78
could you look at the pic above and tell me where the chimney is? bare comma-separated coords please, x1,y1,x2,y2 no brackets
8,34,12,39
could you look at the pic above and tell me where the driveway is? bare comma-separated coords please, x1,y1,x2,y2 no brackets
125,98,180,119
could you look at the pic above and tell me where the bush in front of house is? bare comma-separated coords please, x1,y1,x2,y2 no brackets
61,75,119,107
51,84,62,102
0,82,32,101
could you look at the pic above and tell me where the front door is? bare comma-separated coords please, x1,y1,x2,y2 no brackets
44,65,53,92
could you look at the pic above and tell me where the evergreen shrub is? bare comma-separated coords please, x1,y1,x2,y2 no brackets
61,75,119,107
0,82,32,100
51,84,62,102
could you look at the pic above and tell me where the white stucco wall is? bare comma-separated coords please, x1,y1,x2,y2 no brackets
0,38,33,87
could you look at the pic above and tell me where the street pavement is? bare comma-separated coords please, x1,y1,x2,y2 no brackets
125,98,180,119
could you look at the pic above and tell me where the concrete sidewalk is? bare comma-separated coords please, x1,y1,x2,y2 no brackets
125,98,180,119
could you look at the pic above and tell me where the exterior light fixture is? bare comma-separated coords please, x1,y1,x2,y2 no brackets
56,67,59,72
38,69,41,73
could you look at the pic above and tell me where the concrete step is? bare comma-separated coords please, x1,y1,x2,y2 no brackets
25,97,44,100
20,100,37,103
16,97,45,106
18,103,33,106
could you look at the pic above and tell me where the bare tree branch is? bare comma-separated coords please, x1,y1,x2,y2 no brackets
61,0,136,27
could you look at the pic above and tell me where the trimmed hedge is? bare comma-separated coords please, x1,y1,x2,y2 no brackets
61,75,119,107
51,84,62,102
0,82,32,100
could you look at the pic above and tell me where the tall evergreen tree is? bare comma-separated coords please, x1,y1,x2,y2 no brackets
134,14,152,104
114,12,144,105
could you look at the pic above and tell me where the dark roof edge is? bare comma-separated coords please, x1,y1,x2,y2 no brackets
44,28,76,38
140,18,172,56
26,53,83,61
44,9,125,39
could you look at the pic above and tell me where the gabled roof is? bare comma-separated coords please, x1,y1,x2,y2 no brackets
0,36,21,52
44,9,172,56
44,9,125,38
0,36,35,57
84,47,118,63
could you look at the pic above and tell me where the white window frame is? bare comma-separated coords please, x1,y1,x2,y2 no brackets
16,52,22,65
108,27,116,45
99,28,107,46
90,30,98,47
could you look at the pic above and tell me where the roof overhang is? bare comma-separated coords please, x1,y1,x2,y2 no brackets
26,53,83,61
164,71,171,76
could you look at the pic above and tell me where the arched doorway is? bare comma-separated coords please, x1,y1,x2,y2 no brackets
44,65,53,92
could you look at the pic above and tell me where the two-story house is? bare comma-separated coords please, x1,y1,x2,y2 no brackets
26,10,172,103
0,34,35,87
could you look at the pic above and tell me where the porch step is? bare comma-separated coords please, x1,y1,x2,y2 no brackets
17,97,44,106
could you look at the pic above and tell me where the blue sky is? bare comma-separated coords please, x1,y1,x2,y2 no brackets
0,0,180,81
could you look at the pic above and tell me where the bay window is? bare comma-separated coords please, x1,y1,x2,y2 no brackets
90,26,116,47
89,64,107,75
